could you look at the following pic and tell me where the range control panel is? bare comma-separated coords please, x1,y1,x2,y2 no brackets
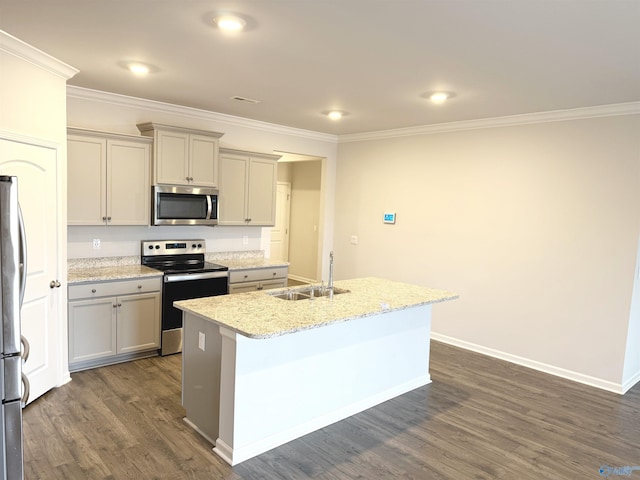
141,239,206,256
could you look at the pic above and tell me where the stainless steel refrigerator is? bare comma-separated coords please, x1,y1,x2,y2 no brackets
0,176,28,479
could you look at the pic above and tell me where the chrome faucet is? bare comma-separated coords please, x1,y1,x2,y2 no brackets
328,250,334,296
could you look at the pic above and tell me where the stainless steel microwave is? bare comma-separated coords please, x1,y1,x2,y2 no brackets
152,184,219,226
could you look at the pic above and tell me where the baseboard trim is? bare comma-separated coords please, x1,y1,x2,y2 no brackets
622,369,640,394
287,274,316,284
431,332,627,394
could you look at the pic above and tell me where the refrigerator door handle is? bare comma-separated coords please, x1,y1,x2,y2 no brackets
20,335,30,363
21,372,30,407
18,203,27,307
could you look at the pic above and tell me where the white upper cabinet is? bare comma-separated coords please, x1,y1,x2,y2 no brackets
67,128,151,226
219,148,280,226
137,122,224,187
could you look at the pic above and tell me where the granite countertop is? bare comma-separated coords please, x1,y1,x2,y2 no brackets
67,251,286,284
68,265,163,284
217,258,289,270
174,277,458,339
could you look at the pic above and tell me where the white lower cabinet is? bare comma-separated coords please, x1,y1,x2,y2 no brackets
228,266,288,293
68,277,161,371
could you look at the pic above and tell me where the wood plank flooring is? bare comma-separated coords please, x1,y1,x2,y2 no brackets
23,341,640,479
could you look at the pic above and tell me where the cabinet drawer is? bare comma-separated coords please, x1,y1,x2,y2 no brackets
69,277,162,301
229,266,288,284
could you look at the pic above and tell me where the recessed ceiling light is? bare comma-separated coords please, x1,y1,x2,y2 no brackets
327,110,346,120
128,63,150,76
213,15,247,31
424,91,456,104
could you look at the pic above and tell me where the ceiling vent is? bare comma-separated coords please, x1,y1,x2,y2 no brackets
230,96,261,104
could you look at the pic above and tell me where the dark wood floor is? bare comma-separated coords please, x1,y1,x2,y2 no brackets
23,341,640,479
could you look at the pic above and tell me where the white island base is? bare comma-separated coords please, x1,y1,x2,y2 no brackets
182,304,433,466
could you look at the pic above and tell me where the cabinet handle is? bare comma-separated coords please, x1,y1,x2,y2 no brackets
49,280,61,289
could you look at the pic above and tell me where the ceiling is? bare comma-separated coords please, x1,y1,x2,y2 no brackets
1,0,639,135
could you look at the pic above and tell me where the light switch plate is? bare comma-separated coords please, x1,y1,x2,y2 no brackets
383,213,396,224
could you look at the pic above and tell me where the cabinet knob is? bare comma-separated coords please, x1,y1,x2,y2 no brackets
91,288,97,293
113,304,117,309
117,303,122,307
138,285,142,289
107,216,112,221
102,216,107,221
49,280,61,289
273,272,277,276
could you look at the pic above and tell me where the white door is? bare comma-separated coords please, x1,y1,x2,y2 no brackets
0,138,61,404
270,182,291,261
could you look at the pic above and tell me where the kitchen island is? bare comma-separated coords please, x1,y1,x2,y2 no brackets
174,277,457,465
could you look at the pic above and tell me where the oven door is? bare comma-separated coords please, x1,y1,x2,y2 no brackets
161,271,228,355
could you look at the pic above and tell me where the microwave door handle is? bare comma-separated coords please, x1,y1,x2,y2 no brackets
18,203,27,307
206,195,213,220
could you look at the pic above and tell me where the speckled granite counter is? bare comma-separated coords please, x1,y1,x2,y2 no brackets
216,258,289,270
67,251,284,284
68,265,162,284
174,277,457,338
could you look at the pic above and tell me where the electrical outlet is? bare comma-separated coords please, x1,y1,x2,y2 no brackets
198,331,205,351
92,238,101,250
242,236,249,245
350,235,358,245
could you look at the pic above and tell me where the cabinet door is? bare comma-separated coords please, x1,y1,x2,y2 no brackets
260,279,287,291
219,153,249,225
229,281,260,294
107,139,151,225
116,292,161,355
155,130,189,185
68,297,117,364
189,134,219,187
247,158,277,226
67,135,106,225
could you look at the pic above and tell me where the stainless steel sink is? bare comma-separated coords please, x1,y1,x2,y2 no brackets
269,287,349,301
271,291,311,301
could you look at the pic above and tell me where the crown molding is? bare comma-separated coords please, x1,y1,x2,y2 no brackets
338,102,640,143
0,30,78,80
66,86,338,143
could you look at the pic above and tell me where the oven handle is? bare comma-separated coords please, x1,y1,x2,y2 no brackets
164,271,229,282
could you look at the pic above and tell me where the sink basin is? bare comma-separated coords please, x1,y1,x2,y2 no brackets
271,291,311,301
304,287,350,298
269,287,350,301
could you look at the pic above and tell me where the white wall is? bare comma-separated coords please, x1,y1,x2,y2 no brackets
65,88,338,267
335,112,640,391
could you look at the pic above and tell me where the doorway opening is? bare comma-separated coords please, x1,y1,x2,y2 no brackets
271,152,325,284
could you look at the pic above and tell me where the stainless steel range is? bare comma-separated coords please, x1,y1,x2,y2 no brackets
141,239,228,356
